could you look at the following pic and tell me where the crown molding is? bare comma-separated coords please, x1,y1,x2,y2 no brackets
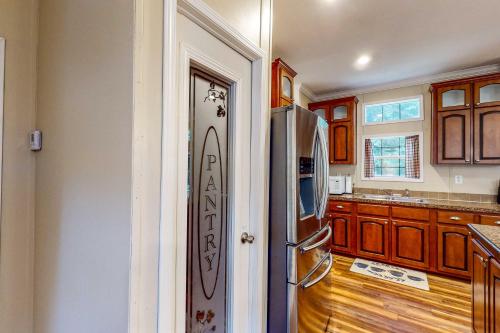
299,84,317,101
309,64,500,102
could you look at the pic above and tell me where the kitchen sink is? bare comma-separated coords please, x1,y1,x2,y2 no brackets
361,194,428,204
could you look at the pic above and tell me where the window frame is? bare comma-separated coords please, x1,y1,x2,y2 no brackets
362,95,424,126
361,131,424,183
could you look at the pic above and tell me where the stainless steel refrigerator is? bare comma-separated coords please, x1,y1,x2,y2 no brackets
268,104,333,333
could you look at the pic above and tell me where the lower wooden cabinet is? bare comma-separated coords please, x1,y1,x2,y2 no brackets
357,216,389,261
331,214,352,254
391,220,429,269
472,239,490,333
469,226,500,333
490,258,500,333
437,224,472,278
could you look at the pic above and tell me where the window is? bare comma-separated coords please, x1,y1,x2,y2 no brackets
362,133,423,182
363,96,423,125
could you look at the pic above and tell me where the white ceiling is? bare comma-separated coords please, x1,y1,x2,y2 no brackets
273,0,500,97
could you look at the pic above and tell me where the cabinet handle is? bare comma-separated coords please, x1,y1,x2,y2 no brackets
393,222,397,226
475,103,480,106
450,216,461,221
466,103,470,107
384,221,388,225
336,205,344,209
465,159,470,162
495,221,500,225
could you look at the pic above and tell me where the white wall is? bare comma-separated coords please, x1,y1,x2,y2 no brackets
34,1,134,332
0,1,38,332
332,84,500,195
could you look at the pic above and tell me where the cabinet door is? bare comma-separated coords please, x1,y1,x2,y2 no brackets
331,214,352,254
391,220,429,269
437,84,471,111
330,122,354,164
490,258,500,333
473,106,500,164
436,109,471,164
437,225,471,278
331,102,353,122
357,216,389,261
471,239,490,333
474,78,500,108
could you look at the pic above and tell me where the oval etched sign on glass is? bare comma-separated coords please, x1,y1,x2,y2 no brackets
197,126,224,300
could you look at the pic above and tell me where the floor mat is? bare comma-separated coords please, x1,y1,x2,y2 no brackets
349,258,429,291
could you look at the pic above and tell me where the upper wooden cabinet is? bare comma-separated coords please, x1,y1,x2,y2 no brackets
309,96,358,165
271,58,297,108
431,73,500,165
437,83,472,111
474,77,500,108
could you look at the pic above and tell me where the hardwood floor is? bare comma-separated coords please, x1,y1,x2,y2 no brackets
326,255,471,333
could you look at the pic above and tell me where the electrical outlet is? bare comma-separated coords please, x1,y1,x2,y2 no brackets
454,175,463,185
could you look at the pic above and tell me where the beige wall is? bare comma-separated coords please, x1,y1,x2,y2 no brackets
203,0,263,46
331,84,500,194
34,1,134,332
0,1,38,332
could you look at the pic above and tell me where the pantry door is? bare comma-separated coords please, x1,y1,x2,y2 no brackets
175,12,253,333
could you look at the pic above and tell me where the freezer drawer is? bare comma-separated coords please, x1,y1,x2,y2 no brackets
288,224,332,284
289,252,333,333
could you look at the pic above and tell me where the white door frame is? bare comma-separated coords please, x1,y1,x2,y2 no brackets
157,1,270,333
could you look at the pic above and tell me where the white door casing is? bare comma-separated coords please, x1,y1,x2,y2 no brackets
156,1,270,333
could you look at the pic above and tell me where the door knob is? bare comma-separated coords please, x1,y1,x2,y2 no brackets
241,232,255,244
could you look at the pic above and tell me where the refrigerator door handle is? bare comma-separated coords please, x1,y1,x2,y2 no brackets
317,122,329,218
313,130,321,218
300,253,333,289
299,225,332,253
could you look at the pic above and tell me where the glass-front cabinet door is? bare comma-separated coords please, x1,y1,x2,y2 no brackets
437,84,471,111
332,105,349,121
474,78,500,108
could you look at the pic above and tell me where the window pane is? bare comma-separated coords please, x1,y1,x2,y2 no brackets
365,97,421,124
400,100,420,119
381,168,399,176
365,105,382,123
382,103,400,121
381,159,400,168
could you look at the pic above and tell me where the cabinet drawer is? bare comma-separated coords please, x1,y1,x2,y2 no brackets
357,203,389,217
480,215,500,226
391,206,430,222
329,201,353,213
437,210,474,225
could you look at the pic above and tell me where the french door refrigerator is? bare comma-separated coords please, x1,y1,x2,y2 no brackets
268,104,333,333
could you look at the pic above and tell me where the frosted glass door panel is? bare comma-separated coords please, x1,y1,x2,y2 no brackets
442,90,465,108
479,84,500,104
282,76,292,99
333,105,348,120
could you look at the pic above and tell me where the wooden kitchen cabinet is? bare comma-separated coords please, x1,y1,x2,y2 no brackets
437,224,471,278
391,220,429,269
469,225,500,333
432,73,500,165
357,216,389,261
271,58,297,108
474,77,500,108
436,83,472,111
490,258,500,333
331,214,353,254
473,106,500,164
436,109,472,164
471,239,490,333
309,96,357,165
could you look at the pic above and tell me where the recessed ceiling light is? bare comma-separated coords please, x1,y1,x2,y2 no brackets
354,55,372,69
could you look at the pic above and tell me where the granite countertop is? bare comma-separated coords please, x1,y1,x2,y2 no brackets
468,224,500,258
329,193,500,215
